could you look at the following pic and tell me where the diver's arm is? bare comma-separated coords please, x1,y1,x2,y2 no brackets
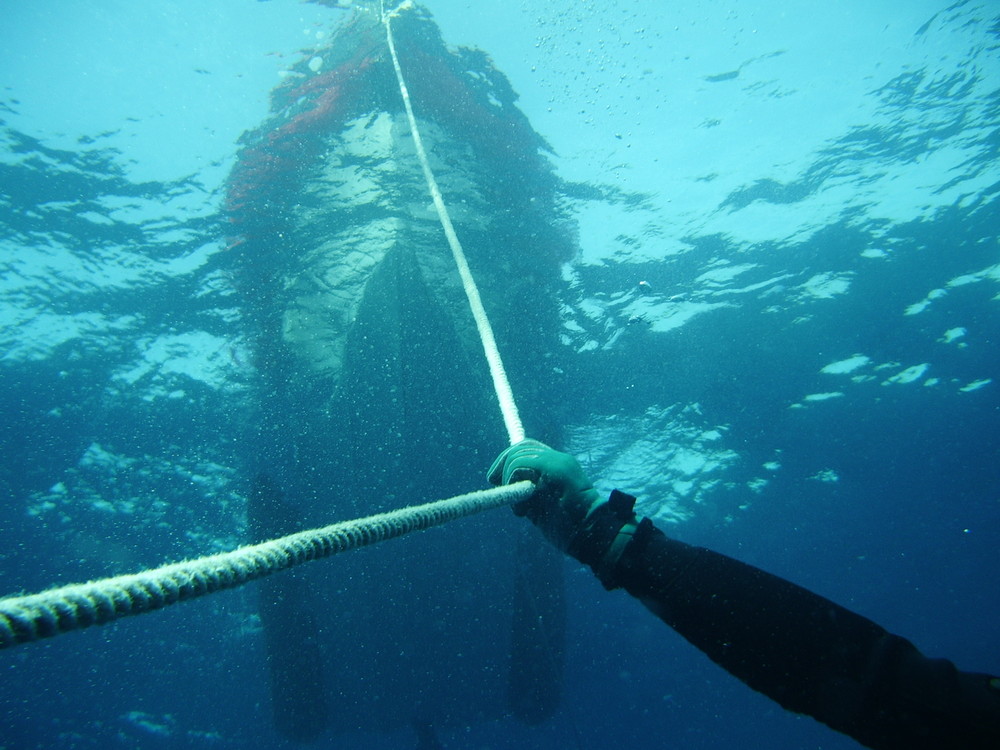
488,440,1000,750
605,516,1000,750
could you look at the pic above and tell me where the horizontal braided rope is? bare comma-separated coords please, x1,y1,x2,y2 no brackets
0,481,533,650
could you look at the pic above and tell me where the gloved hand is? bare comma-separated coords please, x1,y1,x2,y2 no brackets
487,439,602,551
488,440,643,586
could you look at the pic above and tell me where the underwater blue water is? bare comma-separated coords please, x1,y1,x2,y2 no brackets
1,1,998,748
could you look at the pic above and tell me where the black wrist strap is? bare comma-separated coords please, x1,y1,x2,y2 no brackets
567,489,643,590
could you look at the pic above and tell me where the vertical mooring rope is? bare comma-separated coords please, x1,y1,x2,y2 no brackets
382,4,526,446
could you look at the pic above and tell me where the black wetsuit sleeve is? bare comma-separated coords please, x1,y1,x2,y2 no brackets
598,518,1000,750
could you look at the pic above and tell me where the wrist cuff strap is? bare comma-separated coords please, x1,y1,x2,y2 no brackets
594,518,639,587
582,489,641,590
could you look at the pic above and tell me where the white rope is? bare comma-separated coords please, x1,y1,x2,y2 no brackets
382,5,525,446
0,5,543,653
0,482,534,650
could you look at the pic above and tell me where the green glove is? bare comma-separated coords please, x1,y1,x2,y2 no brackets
487,439,602,550
488,439,643,586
